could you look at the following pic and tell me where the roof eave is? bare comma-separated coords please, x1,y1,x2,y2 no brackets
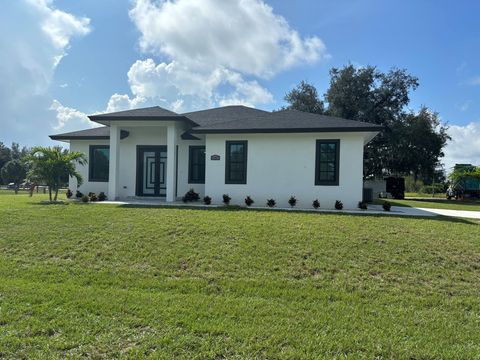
190,127,383,134
49,135,110,140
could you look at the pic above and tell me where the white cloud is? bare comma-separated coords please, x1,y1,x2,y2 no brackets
443,122,480,171
0,0,91,144
106,93,146,113
50,100,93,131
129,0,327,78
113,0,326,112
109,58,274,112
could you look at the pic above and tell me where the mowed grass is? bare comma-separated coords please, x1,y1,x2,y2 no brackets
1,192,480,358
374,197,480,211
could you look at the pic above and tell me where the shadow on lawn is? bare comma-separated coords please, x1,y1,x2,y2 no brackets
118,203,478,225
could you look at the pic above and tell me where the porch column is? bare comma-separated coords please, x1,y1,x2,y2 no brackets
166,124,177,202
108,125,120,200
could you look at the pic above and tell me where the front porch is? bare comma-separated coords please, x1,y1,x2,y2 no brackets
107,122,180,202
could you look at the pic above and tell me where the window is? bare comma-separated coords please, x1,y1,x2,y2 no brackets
89,145,109,182
188,146,206,184
225,141,247,184
315,140,340,185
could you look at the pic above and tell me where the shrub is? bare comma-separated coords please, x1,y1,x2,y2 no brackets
66,189,73,199
81,195,89,203
98,192,107,201
266,199,276,208
245,196,254,206
288,196,297,207
89,193,98,202
203,196,212,205
383,201,392,211
358,201,368,210
335,200,343,210
222,194,231,205
183,188,200,203
76,190,83,198
312,199,320,209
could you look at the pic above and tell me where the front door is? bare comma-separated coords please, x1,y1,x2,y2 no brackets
136,146,167,197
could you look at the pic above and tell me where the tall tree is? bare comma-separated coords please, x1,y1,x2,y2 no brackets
389,107,450,180
0,142,12,183
283,80,324,114
10,142,29,160
325,65,419,178
26,146,87,201
1,160,26,193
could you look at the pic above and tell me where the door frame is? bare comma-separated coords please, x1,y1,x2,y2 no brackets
136,145,167,197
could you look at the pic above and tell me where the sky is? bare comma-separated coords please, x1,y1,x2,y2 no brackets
1,0,479,171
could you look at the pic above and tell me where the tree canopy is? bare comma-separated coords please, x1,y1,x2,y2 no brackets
0,160,26,193
282,81,324,114
283,65,450,181
26,146,87,201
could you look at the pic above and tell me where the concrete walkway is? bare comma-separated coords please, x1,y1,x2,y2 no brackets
91,200,479,219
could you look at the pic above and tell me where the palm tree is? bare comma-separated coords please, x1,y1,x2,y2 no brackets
26,146,87,202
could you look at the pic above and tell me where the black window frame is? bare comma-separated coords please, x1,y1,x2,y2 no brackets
188,145,206,184
315,139,340,186
89,145,110,182
225,140,248,184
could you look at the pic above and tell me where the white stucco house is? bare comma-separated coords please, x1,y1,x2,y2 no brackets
50,105,381,209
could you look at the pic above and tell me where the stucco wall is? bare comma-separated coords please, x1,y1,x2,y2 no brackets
70,127,205,199
204,132,366,209
69,139,109,195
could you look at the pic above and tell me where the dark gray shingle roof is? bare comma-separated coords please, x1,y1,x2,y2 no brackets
88,106,197,126
189,108,383,133
50,105,382,140
50,126,110,140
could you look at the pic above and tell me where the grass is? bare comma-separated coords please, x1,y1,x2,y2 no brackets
374,197,480,211
1,192,480,358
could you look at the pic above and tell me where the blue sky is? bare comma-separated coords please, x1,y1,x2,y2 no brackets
1,0,479,168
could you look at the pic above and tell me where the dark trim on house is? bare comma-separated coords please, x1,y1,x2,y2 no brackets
50,135,109,140
49,129,130,141
135,145,168,197
181,131,201,140
315,139,340,186
188,145,206,184
225,140,248,185
191,127,383,134
88,145,110,182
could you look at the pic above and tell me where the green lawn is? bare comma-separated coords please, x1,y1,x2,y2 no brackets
374,197,480,211
1,192,480,358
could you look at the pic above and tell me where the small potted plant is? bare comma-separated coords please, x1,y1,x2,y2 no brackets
183,189,200,202
266,199,276,208
383,201,391,212
76,190,83,198
81,194,89,203
203,195,212,205
66,189,73,199
312,199,320,209
245,196,254,206
288,196,297,208
335,200,343,210
222,194,231,205
89,193,98,202
98,192,107,201
358,201,368,210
